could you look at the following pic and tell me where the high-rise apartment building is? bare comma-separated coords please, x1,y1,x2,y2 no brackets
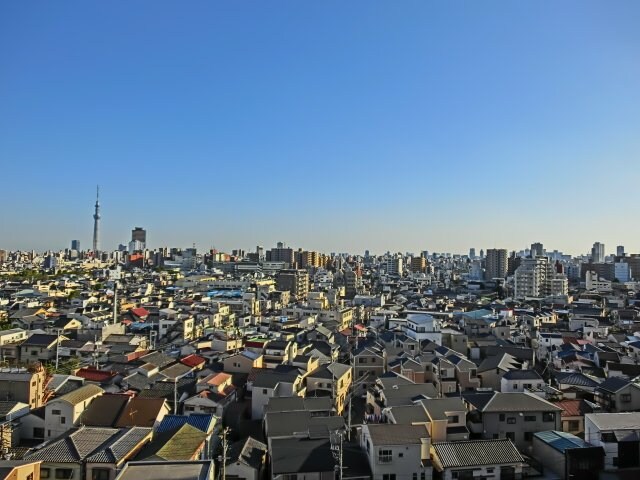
276,269,309,300
267,242,295,268
514,256,568,299
591,242,605,263
410,256,427,273
386,256,403,276
530,242,544,258
485,248,508,280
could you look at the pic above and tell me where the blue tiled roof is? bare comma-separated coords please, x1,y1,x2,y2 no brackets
156,414,217,434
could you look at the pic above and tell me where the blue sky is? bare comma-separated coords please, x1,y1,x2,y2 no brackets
1,1,639,255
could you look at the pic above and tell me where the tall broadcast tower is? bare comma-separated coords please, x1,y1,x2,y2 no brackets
92,186,101,253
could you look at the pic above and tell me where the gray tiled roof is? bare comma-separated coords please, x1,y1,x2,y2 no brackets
481,392,562,413
433,439,523,468
366,424,429,446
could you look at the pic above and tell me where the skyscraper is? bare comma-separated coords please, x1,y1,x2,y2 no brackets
131,227,147,249
616,245,625,257
591,242,605,263
485,248,507,280
92,186,100,253
71,240,80,251
530,242,544,258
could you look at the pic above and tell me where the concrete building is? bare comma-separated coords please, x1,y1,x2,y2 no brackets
591,242,605,264
485,248,508,280
404,313,442,344
514,257,567,299
44,384,103,440
276,269,309,300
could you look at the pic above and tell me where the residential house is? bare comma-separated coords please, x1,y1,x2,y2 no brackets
19,334,66,364
184,372,237,417
431,438,524,480
360,423,432,480
0,460,42,480
222,350,263,374
584,412,640,470
500,370,545,393
225,436,267,480
135,423,208,461
26,426,152,480
594,377,640,412
477,353,521,391
44,384,104,440
306,362,352,414
250,369,304,420
466,392,562,451
0,364,47,408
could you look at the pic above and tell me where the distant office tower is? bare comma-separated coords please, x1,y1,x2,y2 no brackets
616,245,625,257
256,245,264,261
469,248,476,259
131,227,147,248
71,240,81,251
364,250,370,258
485,248,508,280
507,251,522,276
530,242,544,258
514,256,568,299
410,256,427,273
92,186,101,252
591,242,605,263
622,255,640,280
479,249,484,259
267,242,295,267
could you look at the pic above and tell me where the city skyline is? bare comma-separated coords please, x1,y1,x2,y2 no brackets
2,1,640,253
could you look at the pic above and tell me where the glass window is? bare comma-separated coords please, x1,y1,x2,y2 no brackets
378,449,393,463
41,469,50,479
499,414,505,421
524,415,536,422
507,417,516,424
55,469,73,479
92,469,110,480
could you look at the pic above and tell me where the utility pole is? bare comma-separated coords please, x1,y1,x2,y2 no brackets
330,429,343,480
220,426,230,480
55,329,60,371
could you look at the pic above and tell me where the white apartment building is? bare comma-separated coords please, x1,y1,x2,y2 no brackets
514,257,568,299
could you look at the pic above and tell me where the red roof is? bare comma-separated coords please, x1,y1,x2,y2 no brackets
75,366,117,382
131,307,150,318
180,354,206,368
553,399,584,417
245,341,266,348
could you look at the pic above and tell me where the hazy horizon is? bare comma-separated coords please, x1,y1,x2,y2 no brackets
2,1,639,255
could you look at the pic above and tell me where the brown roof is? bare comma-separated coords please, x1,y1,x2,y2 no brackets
80,394,130,427
115,397,168,427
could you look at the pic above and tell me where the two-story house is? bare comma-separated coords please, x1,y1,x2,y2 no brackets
594,377,640,412
467,392,562,451
360,423,432,480
500,370,545,393
44,384,103,439
306,362,352,414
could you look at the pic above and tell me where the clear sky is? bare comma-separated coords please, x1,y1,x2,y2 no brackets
1,1,639,256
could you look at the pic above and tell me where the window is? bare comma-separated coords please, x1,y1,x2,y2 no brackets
33,427,44,438
399,452,403,458
505,432,515,441
621,393,632,403
382,475,396,480
359,357,367,364
55,469,73,479
378,449,393,463
60,417,66,424
52,409,61,415
262,389,268,394
41,469,50,479
507,417,516,424
568,420,580,431
421,474,426,480
499,414,505,422
543,412,555,422
486,468,494,474
92,469,110,480
524,415,536,422
448,415,460,423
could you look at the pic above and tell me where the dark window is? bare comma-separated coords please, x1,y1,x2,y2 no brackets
378,449,393,463
41,469,50,479
524,415,536,422
262,389,267,394
543,412,555,422
52,409,61,415
568,420,580,431
499,414,505,421
382,475,396,480
92,469,110,480
448,415,460,423
507,417,516,424
55,469,73,479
